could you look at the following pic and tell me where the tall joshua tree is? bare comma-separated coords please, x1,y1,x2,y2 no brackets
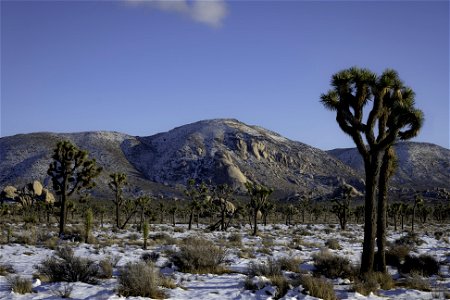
48,140,102,236
245,182,273,236
108,172,128,228
321,67,423,274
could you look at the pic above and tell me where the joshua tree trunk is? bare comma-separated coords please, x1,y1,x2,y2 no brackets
253,209,258,236
360,155,381,274
59,192,67,237
188,211,193,230
375,149,390,273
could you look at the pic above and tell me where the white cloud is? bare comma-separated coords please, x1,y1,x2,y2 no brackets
127,0,228,28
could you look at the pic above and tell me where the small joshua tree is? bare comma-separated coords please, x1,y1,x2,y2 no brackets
245,182,273,236
84,208,93,243
108,172,128,229
48,140,102,236
142,221,149,250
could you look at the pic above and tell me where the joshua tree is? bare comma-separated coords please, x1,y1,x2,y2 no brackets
136,195,151,231
245,182,273,236
184,179,209,230
284,204,296,226
48,140,101,236
411,193,423,232
321,67,423,274
330,184,361,230
390,202,402,231
211,184,236,231
298,194,312,224
108,172,128,228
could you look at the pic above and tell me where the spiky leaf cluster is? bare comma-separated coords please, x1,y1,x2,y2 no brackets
47,140,102,197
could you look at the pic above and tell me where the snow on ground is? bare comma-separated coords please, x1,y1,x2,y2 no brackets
0,223,449,299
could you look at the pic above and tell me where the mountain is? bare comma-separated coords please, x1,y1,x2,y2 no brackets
328,142,450,191
0,119,362,199
1,119,448,200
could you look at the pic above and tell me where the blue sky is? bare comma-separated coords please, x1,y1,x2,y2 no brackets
1,0,449,150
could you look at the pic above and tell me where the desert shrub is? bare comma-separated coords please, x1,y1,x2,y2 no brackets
299,275,337,300
171,237,227,273
325,239,341,250
434,231,444,240
248,258,282,277
51,283,74,298
36,246,99,283
312,249,357,279
127,233,140,241
262,237,274,247
173,227,185,233
403,273,431,291
352,272,395,295
160,276,177,289
399,254,440,276
98,259,113,279
243,276,259,291
141,252,160,263
269,275,290,299
385,244,410,267
395,232,424,247
0,262,15,275
228,233,242,247
118,261,166,298
7,275,33,294
294,228,312,236
150,233,176,245
44,236,60,250
276,256,302,273
106,255,121,267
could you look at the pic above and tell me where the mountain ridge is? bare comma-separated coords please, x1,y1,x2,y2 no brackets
1,119,449,199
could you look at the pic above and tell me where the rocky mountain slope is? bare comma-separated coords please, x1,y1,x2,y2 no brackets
1,119,362,198
1,119,448,199
328,142,450,190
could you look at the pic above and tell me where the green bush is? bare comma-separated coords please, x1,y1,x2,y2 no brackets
118,261,166,298
7,275,33,294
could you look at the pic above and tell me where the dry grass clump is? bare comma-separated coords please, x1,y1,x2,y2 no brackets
248,258,283,277
228,233,243,247
312,249,357,279
118,261,167,298
0,262,15,276
7,275,33,294
141,252,160,263
171,237,227,274
399,254,440,277
325,238,341,250
36,246,99,284
352,272,395,295
269,275,290,299
313,249,358,278
299,275,337,300
150,233,176,245
98,259,113,279
276,256,302,273
402,273,431,291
